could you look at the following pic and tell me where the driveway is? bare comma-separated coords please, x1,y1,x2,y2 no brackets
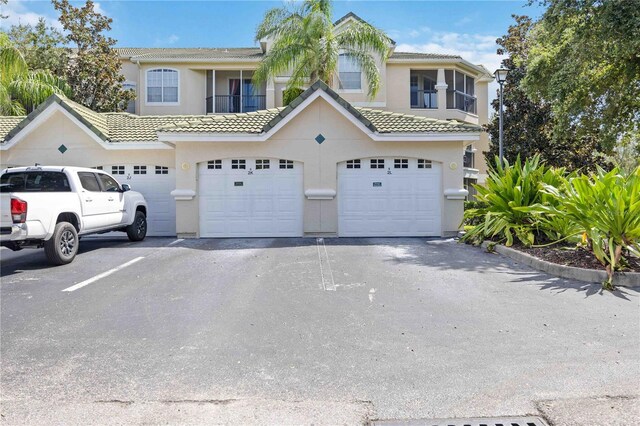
1,237,638,424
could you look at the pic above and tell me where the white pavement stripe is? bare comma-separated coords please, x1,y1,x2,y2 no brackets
316,238,327,291
168,239,184,246
62,257,145,292
316,238,336,291
322,238,336,291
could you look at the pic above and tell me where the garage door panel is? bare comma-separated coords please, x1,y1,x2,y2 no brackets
198,159,303,237
338,158,442,237
98,165,176,236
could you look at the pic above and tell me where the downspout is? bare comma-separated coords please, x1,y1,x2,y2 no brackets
135,58,142,114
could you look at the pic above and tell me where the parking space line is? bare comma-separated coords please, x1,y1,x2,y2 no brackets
168,239,184,246
62,257,145,292
316,238,336,291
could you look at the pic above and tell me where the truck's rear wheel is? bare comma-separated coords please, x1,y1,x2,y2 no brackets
44,221,78,265
126,211,147,242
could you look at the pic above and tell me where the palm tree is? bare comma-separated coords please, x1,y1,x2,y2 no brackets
0,33,71,115
253,0,392,99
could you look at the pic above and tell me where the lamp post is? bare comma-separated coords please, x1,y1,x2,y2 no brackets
495,68,509,165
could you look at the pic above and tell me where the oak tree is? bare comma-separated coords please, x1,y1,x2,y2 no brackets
52,0,134,112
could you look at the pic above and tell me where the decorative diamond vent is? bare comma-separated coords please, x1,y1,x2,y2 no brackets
58,144,67,154
315,134,325,144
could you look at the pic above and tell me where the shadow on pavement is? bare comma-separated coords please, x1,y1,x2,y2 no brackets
2,236,637,301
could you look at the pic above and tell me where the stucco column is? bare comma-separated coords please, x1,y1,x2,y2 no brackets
171,144,199,238
266,78,275,109
435,68,448,111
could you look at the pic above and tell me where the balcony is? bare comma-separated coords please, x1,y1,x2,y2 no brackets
206,95,266,114
410,89,437,109
205,70,266,114
410,70,438,110
447,90,477,115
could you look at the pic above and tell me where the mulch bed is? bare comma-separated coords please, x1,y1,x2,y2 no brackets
514,244,640,273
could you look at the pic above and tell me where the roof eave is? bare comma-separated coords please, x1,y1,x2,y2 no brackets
128,57,263,63
387,57,492,78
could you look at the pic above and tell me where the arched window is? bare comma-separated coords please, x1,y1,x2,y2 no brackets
146,68,179,104
338,54,362,90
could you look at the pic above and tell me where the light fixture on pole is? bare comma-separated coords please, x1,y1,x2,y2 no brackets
495,68,509,165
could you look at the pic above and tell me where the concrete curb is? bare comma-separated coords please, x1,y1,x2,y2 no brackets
480,241,640,288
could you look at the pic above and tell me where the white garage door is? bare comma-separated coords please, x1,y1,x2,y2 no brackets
199,158,303,237
338,157,442,237
100,164,176,236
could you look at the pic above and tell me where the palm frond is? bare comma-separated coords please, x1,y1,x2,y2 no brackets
0,84,26,116
340,48,381,97
0,43,28,86
8,70,70,112
335,21,391,59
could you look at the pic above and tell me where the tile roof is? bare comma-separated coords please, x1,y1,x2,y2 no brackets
157,110,282,134
0,82,479,145
389,51,461,60
0,116,25,143
0,94,210,144
357,109,480,133
116,47,264,61
159,81,480,134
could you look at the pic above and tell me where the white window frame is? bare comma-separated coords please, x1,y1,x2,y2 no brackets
337,54,363,93
122,80,137,113
145,68,180,106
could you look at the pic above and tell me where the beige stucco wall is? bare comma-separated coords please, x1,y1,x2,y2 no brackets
132,64,207,116
120,61,139,84
333,54,388,108
0,110,175,170
172,97,467,238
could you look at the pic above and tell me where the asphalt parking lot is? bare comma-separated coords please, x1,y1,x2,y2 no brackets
1,237,638,425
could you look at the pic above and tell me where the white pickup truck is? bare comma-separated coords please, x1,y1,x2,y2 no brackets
1,166,148,265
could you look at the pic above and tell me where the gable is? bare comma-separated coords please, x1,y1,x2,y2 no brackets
270,96,371,143
3,109,111,166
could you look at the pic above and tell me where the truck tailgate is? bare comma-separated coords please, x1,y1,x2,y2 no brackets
0,193,12,231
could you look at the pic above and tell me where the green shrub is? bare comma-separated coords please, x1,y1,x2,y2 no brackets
463,201,488,226
531,166,640,289
461,155,578,247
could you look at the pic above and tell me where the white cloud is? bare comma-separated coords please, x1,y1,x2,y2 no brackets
92,2,107,16
0,1,111,32
0,0,63,31
393,27,503,72
153,33,180,46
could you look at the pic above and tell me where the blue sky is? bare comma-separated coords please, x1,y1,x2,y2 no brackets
1,0,544,89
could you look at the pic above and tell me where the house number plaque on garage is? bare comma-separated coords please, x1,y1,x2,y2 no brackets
234,181,244,186
373,182,382,187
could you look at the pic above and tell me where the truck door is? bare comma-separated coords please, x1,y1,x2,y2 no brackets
96,173,125,225
77,172,112,230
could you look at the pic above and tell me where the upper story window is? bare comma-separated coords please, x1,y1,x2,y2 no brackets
338,54,362,91
146,68,179,104
445,70,476,114
410,70,438,109
122,81,136,113
464,144,475,169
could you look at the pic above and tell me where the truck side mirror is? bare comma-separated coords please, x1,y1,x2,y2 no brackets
121,184,131,192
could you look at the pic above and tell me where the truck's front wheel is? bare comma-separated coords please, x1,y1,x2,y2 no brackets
44,221,79,265
126,211,147,242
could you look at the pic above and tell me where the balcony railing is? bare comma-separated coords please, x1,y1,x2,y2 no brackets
206,95,266,114
447,90,477,114
410,89,437,109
